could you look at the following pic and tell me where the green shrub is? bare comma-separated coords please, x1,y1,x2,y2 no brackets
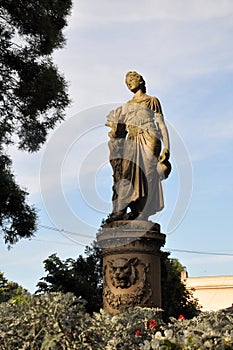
0,292,232,349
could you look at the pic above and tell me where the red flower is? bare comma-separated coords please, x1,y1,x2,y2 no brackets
148,319,159,330
135,329,142,336
178,314,185,320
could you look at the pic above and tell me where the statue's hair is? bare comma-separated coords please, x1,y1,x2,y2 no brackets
125,71,146,93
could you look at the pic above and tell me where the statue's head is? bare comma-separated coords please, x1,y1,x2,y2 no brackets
125,71,146,93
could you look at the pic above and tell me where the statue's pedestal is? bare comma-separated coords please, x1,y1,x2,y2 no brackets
97,220,166,314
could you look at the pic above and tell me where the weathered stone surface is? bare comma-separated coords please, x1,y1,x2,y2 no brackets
97,220,165,314
105,71,171,223
97,72,171,313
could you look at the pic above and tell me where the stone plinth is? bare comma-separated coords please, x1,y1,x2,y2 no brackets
97,220,166,314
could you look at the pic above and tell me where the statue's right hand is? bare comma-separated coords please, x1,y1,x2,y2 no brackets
158,148,170,162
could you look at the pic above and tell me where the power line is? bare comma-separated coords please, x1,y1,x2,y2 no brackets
37,224,94,247
166,248,233,257
32,238,86,247
33,238,233,257
38,224,94,239
36,224,233,257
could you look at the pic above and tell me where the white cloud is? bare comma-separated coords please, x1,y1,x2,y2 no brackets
74,0,233,27
52,0,233,116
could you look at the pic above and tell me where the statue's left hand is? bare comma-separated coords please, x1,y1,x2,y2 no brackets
157,148,171,180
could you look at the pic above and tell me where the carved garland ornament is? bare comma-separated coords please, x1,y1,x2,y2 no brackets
103,257,152,309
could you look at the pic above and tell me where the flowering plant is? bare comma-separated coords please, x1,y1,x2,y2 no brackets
0,293,232,349
140,311,233,349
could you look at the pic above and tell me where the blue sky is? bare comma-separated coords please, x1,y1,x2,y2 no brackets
1,0,233,292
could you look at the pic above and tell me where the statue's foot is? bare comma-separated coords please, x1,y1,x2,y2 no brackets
126,209,148,221
105,210,126,223
137,213,149,221
123,211,138,220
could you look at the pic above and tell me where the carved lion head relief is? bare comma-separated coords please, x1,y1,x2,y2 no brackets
108,257,138,289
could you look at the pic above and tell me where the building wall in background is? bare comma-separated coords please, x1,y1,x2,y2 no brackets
182,273,233,311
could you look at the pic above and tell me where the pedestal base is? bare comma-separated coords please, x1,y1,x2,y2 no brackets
97,220,166,314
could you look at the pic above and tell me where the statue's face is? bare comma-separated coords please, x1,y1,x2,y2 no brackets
125,73,141,92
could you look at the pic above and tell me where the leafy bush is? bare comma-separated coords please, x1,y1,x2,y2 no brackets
0,292,232,349
0,293,90,349
140,311,233,349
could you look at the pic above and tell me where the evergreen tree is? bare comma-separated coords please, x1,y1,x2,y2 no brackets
0,150,36,245
0,0,72,245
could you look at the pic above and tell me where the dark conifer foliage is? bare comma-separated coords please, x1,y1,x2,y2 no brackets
0,0,72,244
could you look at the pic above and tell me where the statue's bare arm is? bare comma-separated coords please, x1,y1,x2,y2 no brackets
155,113,170,159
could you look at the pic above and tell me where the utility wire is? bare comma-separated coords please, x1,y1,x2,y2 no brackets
32,238,87,247
37,224,93,247
166,248,233,257
36,224,233,256
38,224,93,239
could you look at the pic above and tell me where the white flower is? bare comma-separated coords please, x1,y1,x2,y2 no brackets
141,340,151,350
164,329,173,339
154,331,162,339
150,337,160,349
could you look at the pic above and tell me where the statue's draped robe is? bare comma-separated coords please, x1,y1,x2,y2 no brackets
106,96,165,217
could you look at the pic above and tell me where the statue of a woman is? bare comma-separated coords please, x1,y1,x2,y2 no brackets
106,71,171,222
